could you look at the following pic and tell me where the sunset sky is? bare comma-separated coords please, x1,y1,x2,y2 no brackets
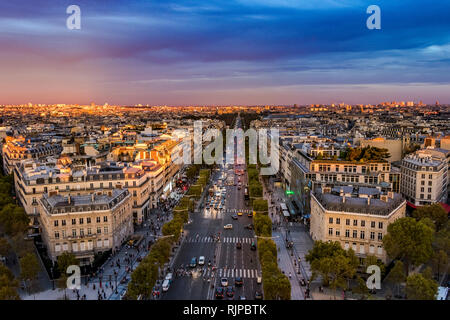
1,0,450,105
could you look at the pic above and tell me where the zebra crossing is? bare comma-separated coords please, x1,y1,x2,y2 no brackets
198,267,259,279
224,209,252,214
185,236,255,243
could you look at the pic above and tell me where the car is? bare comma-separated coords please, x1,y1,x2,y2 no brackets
190,257,197,268
221,278,228,286
247,212,253,217
251,242,257,251
235,277,243,286
256,276,262,284
162,279,170,292
224,224,233,229
198,256,205,266
255,291,263,300
231,214,238,220
245,224,254,230
237,212,243,216
165,273,173,283
236,242,242,249
226,286,234,298
215,287,224,299
238,296,246,300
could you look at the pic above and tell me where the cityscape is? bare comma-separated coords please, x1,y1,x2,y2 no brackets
0,0,449,312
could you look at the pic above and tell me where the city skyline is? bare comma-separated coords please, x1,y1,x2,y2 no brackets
1,0,450,105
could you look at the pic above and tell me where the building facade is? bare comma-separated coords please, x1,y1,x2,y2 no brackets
39,189,133,265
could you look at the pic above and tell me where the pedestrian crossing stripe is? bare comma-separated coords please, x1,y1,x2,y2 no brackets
185,236,255,243
202,268,259,279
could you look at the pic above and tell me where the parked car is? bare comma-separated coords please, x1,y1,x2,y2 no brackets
236,242,242,249
237,212,243,216
224,224,233,229
231,214,238,220
235,277,243,286
245,224,254,230
198,256,205,266
255,291,263,300
250,242,257,251
190,257,197,268
162,279,170,292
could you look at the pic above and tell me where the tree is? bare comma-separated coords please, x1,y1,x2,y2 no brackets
0,237,11,257
20,253,40,293
405,273,438,300
56,252,78,289
386,260,406,297
413,204,448,232
353,276,369,300
306,241,358,294
431,249,448,281
382,217,434,275
127,261,158,299
363,255,386,277
0,264,20,300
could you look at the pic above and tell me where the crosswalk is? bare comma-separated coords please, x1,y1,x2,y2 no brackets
198,268,259,279
223,209,252,214
185,236,255,243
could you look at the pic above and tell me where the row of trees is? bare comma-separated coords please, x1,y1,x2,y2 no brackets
0,174,42,299
243,133,291,300
126,170,203,299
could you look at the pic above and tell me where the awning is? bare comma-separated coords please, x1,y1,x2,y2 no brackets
282,210,290,217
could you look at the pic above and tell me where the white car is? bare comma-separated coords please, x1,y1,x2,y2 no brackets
221,278,228,286
224,224,233,229
162,279,170,292
199,256,205,265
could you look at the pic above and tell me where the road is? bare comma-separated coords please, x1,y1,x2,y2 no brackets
163,116,262,300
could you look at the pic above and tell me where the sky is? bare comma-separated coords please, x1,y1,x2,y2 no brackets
0,0,450,105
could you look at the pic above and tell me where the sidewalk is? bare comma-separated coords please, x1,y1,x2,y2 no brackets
259,176,314,300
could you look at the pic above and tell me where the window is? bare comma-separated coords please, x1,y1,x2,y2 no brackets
54,231,59,239
346,219,350,226
378,233,383,241
96,217,101,223
429,174,432,179
371,221,375,228
370,232,375,240
360,231,365,239
54,220,59,227
87,217,91,224
328,228,333,236
97,227,101,234
103,216,108,222
428,188,432,193
80,229,84,236
79,218,84,224
335,230,340,236
378,222,383,229
104,226,108,234
72,219,76,225
72,229,76,237
377,246,383,255
336,218,340,225
329,217,333,224
353,230,357,238
369,245,375,254
353,220,358,226
61,220,66,226
345,230,350,238
361,220,365,227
